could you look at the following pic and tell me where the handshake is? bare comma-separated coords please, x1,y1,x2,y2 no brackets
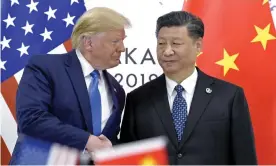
85,134,112,153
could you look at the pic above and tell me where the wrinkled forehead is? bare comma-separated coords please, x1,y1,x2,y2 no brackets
117,29,125,36
96,29,126,39
109,29,126,39
157,26,189,40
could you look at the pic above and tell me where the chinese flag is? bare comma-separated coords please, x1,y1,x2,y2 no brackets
93,137,168,165
184,0,276,164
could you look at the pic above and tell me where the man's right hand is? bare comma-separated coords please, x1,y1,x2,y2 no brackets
85,135,112,152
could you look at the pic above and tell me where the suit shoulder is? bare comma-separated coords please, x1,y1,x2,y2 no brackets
197,69,243,93
214,77,240,88
210,75,243,92
129,75,161,96
27,52,67,67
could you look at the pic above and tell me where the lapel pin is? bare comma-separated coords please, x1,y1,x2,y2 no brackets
114,88,117,93
206,88,212,94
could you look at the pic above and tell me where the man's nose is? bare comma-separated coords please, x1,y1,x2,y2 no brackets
163,45,174,56
118,41,125,52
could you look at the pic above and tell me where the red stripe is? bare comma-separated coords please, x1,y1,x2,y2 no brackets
1,39,72,121
1,76,18,122
1,136,11,165
64,39,73,52
1,76,18,164
0,39,73,164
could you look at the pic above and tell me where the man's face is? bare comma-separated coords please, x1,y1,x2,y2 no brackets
88,29,126,70
157,26,202,75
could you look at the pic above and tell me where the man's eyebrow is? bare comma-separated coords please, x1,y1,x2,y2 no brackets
157,37,183,40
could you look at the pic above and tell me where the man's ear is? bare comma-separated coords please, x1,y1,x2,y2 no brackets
195,37,203,53
83,36,93,51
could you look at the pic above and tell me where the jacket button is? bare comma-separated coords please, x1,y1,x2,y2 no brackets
177,153,183,158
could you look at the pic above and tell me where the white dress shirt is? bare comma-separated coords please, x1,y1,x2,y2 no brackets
76,49,113,131
166,68,198,114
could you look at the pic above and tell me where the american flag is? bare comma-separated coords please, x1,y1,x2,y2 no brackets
1,0,86,164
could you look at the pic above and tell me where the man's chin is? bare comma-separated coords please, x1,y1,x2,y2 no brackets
109,61,120,68
162,67,178,74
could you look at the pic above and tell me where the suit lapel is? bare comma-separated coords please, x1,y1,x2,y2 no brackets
179,68,214,148
150,75,178,148
103,71,119,111
64,50,93,133
101,71,120,139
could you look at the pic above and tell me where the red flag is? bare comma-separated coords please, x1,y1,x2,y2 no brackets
93,137,168,165
184,0,276,164
1,137,11,165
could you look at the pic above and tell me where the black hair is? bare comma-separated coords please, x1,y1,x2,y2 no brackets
156,11,204,39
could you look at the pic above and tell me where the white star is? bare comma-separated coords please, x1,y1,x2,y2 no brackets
71,0,79,5
62,13,75,27
26,0,39,13
3,14,16,28
40,28,53,42
0,60,7,70
44,6,57,21
21,21,34,35
10,0,19,7
0,36,12,50
17,43,30,57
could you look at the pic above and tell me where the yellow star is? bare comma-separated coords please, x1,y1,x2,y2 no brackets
140,156,157,165
195,51,203,66
215,49,239,76
251,23,276,50
263,0,269,5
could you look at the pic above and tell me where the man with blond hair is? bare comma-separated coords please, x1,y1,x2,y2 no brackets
10,7,131,164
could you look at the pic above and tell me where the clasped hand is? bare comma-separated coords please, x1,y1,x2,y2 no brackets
85,134,112,152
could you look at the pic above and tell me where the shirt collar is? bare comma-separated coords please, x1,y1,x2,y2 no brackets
76,49,102,79
166,68,198,97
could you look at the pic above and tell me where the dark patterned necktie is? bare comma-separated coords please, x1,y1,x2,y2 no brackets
172,85,188,141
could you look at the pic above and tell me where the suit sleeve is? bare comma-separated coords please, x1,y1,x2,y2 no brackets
16,57,90,150
230,87,257,164
119,93,137,143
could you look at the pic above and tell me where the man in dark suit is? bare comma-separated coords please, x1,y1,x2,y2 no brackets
10,7,131,164
120,11,257,165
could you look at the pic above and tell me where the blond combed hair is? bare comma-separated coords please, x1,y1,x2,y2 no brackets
71,7,131,49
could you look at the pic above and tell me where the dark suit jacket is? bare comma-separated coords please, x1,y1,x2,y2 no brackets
10,50,125,164
120,68,257,165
